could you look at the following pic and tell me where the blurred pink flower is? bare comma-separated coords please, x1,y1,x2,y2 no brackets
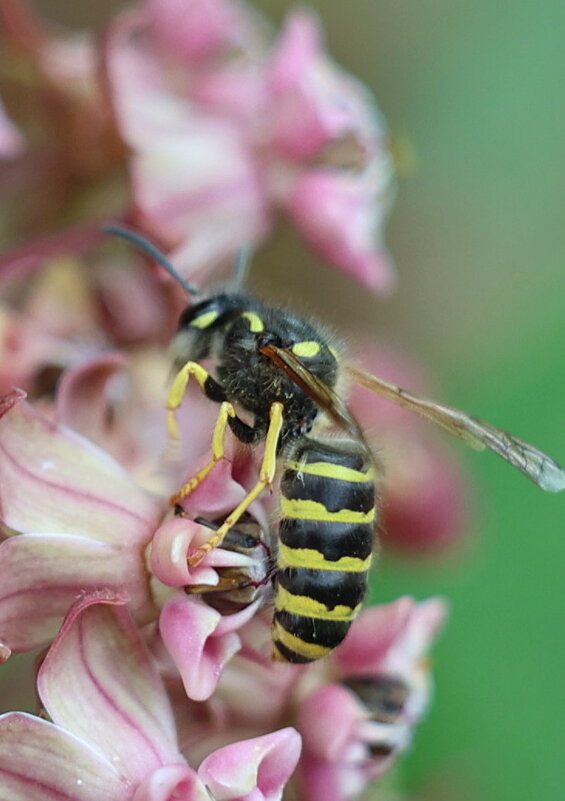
348,343,471,554
105,1,394,291
0,593,301,801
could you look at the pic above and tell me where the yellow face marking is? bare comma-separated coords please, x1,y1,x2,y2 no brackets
291,341,321,359
278,543,373,573
285,460,375,484
275,585,361,622
189,310,220,329
329,346,340,362
280,497,376,525
272,621,333,661
242,311,264,332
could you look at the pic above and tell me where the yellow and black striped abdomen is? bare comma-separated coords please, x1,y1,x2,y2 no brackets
273,438,377,663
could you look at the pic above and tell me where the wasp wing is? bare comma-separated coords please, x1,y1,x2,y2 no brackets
346,363,565,493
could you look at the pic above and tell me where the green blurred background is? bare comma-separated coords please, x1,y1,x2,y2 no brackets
25,1,565,798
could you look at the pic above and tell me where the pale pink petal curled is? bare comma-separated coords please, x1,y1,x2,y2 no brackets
38,595,183,781
0,390,163,543
0,99,25,159
198,727,301,801
286,169,395,292
159,595,258,701
0,533,154,655
132,763,208,801
150,516,255,587
0,712,128,801
150,517,219,587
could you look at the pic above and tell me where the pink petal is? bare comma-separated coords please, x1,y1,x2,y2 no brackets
105,13,269,282
266,12,351,161
198,728,301,801
298,754,365,801
285,169,395,293
147,0,245,63
0,391,163,543
331,597,416,677
38,595,182,783
159,595,249,701
0,533,155,655
297,685,364,762
132,763,208,801
56,353,128,442
0,711,128,801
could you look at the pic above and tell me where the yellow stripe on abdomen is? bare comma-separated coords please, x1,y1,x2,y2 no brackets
280,497,375,524
278,542,373,572
275,585,361,621
272,621,333,662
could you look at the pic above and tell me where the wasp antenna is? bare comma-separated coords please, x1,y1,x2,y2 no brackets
103,224,200,296
234,244,252,288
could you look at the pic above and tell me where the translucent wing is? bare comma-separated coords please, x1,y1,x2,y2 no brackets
346,363,565,493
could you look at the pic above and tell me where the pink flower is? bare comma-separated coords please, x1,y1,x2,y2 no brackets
0,379,272,700
348,343,471,554
0,593,302,801
0,389,164,659
105,0,394,291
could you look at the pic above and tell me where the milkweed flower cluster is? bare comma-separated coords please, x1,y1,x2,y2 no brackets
0,1,466,800
0,0,394,292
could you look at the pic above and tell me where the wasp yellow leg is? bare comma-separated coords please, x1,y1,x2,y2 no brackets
170,401,236,506
167,361,213,441
188,402,284,566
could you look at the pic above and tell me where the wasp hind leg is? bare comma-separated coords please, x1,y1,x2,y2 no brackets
188,401,284,567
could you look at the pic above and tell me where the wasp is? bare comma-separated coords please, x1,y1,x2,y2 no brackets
106,226,565,663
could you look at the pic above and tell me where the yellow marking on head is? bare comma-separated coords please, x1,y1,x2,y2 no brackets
242,311,264,332
189,310,220,329
285,460,375,483
277,543,373,572
272,621,333,661
329,346,340,362
275,585,360,621
291,340,321,358
280,497,376,525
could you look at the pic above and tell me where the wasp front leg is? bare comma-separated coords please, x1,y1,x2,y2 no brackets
188,402,284,567
167,361,226,441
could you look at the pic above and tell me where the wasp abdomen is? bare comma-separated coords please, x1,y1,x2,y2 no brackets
273,439,377,663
